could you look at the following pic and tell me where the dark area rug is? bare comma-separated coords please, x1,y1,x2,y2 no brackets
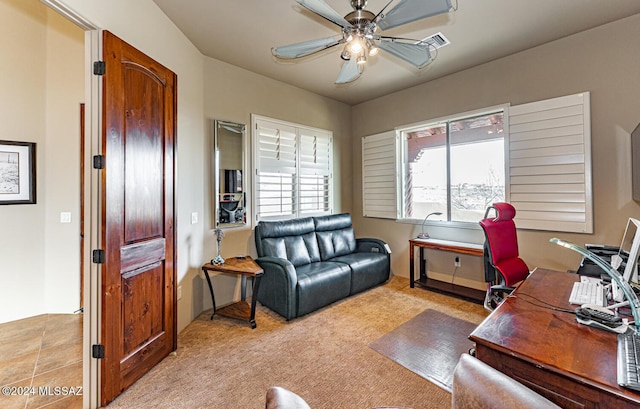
369,308,477,392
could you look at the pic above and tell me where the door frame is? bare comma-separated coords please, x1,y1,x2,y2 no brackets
41,2,102,407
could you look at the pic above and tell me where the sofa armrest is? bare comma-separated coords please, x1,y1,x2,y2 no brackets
356,238,391,255
255,256,299,320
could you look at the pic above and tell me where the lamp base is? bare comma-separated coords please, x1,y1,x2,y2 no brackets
211,254,225,265
417,233,430,239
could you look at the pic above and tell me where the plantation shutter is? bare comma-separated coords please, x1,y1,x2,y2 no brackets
299,129,333,215
508,92,593,233
255,118,297,219
362,131,399,219
254,115,333,221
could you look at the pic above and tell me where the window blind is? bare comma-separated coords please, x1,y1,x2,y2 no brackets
508,92,593,233
299,130,332,215
362,131,398,219
254,115,332,221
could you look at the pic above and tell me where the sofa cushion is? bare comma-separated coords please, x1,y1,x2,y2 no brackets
314,213,357,260
295,262,351,316
257,217,321,267
330,252,390,294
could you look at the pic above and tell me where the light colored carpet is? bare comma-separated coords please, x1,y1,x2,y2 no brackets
369,309,478,392
106,276,487,409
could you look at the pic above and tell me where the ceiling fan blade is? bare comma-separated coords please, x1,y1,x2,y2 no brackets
379,40,433,68
335,58,361,84
297,0,353,29
377,0,452,31
273,35,342,59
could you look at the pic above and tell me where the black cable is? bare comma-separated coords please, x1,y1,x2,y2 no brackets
507,292,576,314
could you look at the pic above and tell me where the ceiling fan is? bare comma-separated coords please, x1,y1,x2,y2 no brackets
272,0,453,84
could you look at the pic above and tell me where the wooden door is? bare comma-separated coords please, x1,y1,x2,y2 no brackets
100,31,177,406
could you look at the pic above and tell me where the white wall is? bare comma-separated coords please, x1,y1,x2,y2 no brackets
43,7,84,316
351,14,640,286
0,0,83,323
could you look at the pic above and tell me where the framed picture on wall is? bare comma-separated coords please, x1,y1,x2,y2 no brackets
0,140,36,205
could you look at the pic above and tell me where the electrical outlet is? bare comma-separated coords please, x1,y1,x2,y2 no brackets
454,256,461,267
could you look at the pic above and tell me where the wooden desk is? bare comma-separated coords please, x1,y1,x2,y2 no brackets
201,256,264,329
470,268,640,408
409,238,484,302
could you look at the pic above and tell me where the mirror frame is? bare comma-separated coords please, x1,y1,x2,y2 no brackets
213,119,247,229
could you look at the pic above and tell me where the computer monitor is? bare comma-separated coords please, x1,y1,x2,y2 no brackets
618,218,640,283
612,218,640,301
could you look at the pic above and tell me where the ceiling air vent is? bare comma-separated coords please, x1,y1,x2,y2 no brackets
419,32,450,49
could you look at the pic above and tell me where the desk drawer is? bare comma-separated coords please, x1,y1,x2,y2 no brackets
476,345,637,409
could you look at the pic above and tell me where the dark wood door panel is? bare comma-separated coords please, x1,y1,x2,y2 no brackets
122,264,165,355
123,64,165,243
120,238,166,273
101,30,176,406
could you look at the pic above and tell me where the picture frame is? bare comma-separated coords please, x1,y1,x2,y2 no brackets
0,140,36,205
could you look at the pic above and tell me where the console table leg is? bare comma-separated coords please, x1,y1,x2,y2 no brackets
409,244,415,288
203,270,217,319
419,247,426,282
249,275,263,329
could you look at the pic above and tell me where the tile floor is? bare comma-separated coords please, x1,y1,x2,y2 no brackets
0,314,83,409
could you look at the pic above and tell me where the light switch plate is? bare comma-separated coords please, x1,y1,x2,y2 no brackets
60,212,71,223
191,212,198,224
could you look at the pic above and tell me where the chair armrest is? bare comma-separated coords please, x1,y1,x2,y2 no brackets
452,354,561,409
490,284,516,292
356,238,391,255
265,386,311,409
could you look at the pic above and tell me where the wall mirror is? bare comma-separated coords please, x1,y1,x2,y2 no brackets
213,119,247,228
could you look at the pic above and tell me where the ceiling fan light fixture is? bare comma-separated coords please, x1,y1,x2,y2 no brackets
274,0,454,84
349,37,363,53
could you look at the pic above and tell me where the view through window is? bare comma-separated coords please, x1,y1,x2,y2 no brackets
403,111,505,223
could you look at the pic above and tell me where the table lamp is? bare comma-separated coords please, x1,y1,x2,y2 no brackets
417,212,443,239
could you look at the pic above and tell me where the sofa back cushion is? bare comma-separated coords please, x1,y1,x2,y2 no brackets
314,213,357,260
255,217,321,267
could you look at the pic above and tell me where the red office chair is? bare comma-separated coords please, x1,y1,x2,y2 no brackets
479,202,530,311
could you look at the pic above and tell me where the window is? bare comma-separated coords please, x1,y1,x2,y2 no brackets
253,115,333,221
401,110,506,223
361,92,592,233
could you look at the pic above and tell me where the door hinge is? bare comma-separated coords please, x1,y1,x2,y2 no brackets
93,61,105,76
92,155,105,169
92,249,105,264
92,344,105,359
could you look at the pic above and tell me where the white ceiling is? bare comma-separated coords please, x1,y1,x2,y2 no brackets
152,0,640,105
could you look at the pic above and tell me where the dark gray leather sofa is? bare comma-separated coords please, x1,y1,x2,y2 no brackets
255,213,390,320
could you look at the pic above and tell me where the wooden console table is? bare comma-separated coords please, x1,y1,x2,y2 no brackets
201,256,264,329
470,268,640,408
409,238,484,302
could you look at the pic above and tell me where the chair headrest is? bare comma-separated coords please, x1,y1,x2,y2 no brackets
490,202,516,222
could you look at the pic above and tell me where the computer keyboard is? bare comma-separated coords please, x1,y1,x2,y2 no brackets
617,331,640,392
568,281,606,306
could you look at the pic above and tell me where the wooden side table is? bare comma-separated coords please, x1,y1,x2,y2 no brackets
409,238,485,302
201,256,264,329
